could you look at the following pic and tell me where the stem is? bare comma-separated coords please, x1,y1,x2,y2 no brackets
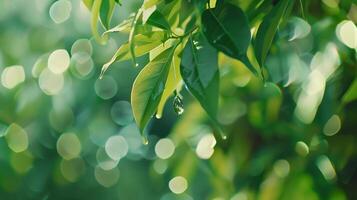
299,0,306,20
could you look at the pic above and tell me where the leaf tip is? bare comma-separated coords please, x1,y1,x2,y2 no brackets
142,135,149,145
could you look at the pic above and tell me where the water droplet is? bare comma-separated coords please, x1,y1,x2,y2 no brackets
142,136,149,145
155,113,162,119
222,135,227,140
173,96,184,115
135,63,139,67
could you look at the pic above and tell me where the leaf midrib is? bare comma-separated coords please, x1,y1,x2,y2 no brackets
139,45,178,128
208,8,239,54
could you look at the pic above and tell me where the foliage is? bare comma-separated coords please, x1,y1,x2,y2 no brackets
0,0,356,199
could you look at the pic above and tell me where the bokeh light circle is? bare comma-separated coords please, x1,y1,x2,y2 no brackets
56,133,81,160
1,65,25,89
110,101,134,125
195,134,216,159
71,39,93,56
39,68,64,95
49,0,72,24
96,148,119,170
5,123,28,153
155,138,175,159
48,49,70,74
94,76,118,99
94,166,120,188
169,176,188,194
105,135,129,160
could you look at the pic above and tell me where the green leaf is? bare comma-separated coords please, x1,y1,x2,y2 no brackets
129,9,144,66
131,42,179,132
100,31,166,78
103,14,135,34
180,34,219,119
143,0,160,9
82,0,93,8
103,14,154,35
149,39,176,61
146,10,171,30
156,55,182,118
201,2,258,76
90,0,106,44
254,0,292,67
143,5,157,24
84,0,116,42
342,79,357,104
99,0,116,30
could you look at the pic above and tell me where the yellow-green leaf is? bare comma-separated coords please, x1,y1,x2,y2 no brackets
100,31,166,78
156,55,182,118
131,42,179,133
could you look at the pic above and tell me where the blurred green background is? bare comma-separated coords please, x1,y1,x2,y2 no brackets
0,0,357,200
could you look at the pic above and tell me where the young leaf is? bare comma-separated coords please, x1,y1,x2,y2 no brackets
156,55,182,118
180,34,219,119
201,2,258,76
129,9,144,67
99,0,115,30
103,14,153,35
90,0,106,44
100,31,167,77
147,10,171,30
83,0,116,43
131,42,178,132
254,0,292,67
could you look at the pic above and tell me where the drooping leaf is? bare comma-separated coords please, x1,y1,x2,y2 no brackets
155,38,189,117
83,0,116,43
100,31,167,77
131,42,179,132
201,2,258,76
129,9,144,66
90,0,106,44
146,10,171,30
156,55,182,118
254,0,292,67
99,0,116,30
180,34,219,119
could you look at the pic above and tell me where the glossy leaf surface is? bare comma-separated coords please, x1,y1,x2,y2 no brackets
201,2,258,75
180,34,219,119
254,0,292,66
131,44,178,132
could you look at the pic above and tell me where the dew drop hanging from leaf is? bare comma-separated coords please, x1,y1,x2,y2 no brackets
173,95,184,115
